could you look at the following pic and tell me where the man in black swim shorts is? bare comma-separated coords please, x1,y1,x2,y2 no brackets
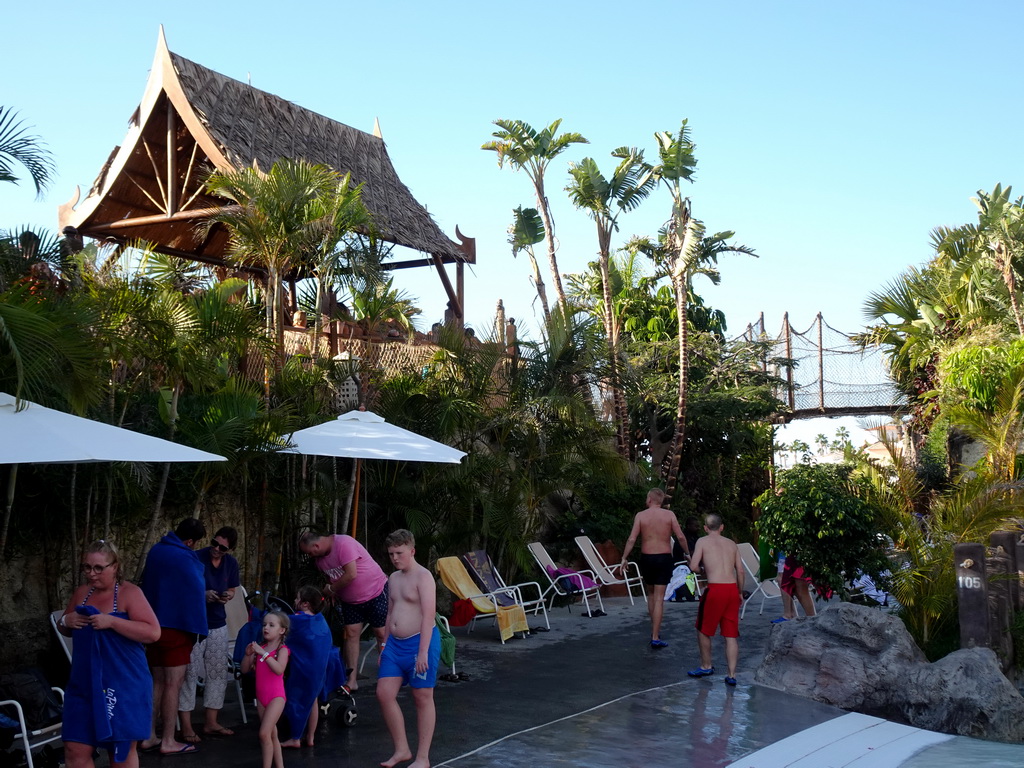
621,489,689,648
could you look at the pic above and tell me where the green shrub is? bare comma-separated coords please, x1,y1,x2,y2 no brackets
755,463,888,594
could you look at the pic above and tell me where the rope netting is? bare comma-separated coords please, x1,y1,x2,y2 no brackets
737,314,903,415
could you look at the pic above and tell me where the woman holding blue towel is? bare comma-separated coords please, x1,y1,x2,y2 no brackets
58,540,161,768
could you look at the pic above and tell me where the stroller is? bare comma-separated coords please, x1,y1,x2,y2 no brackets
233,597,358,733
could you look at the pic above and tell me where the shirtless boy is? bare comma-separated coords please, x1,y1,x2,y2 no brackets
687,514,744,685
621,488,689,648
376,529,440,768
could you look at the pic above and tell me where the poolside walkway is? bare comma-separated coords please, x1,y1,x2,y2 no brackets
127,593,1022,766
137,595,850,767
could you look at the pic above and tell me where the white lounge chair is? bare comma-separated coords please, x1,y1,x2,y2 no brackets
574,535,646,605
223,586,250,723
738,542,782,617
49,610,73,664
528,542,605,616
0,682,64,768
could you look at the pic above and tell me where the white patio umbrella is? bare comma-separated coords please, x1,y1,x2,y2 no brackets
0,392,226,464
0,391,226,555
284,409,466,534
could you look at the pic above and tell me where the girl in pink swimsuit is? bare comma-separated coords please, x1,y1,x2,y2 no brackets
241,610,291,768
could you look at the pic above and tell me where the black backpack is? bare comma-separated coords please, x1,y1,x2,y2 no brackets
0,667,63,730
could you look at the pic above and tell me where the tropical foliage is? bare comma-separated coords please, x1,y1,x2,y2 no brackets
755,463,888,596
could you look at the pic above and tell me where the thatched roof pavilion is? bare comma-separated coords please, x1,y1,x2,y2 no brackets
60,28,474,318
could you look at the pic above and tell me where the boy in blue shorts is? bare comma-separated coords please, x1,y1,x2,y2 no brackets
376,529,440,768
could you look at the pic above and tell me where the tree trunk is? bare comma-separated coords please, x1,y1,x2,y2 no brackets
525,250,551,323
340,459,357,534
663,208,697,506
134,384,181,580
0,465,17,557
535,178,568,310
995,243,1024,336
663,269,689,505
597,232,629,457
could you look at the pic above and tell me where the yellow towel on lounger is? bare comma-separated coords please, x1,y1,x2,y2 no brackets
437,557,528,642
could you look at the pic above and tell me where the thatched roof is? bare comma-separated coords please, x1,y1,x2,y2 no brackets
60,29,469,267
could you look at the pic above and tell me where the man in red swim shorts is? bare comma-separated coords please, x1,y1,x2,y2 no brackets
687,514,743,686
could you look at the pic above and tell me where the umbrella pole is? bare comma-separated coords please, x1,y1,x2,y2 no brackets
350,458,361,538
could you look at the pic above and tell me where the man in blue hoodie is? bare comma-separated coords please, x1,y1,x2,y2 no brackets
139,518,207,755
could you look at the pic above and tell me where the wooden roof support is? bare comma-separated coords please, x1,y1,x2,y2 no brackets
166,100,177,215
83,206,234,232
431,253,462,319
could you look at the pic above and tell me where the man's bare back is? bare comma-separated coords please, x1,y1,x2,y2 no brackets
642,506,682,554
387,561,435,639
690,529,742,587
622,502,687,559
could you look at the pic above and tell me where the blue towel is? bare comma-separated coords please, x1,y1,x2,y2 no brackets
62,605,153,762
281,613,333,741
232,612,264,666
321,648,347,699
140,532,207,637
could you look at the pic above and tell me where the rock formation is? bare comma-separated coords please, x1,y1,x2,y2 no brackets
754,602,1024,742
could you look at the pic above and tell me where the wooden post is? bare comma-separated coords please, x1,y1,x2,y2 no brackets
783,312,795,411
955,542,989,649
166,101,177,216
989,531,1016,670
817,312,825,411
457,261,465,330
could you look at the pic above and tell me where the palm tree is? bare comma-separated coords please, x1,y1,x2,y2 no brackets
566,147,657,456
202,159,369,376
132,269,268,575
509,206,551,322
941,185,1024,336
641,122,756,501
483,119,588,312
0,107,55,196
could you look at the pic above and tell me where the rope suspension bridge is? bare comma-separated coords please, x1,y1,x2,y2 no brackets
738,313,903,421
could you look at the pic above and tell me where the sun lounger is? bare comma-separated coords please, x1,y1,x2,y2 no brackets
436,557,530,643
528,542,605,616
738,542,782,617
574,535,646,605
461,550,550,630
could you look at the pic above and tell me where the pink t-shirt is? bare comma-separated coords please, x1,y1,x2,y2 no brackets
315,535,387,605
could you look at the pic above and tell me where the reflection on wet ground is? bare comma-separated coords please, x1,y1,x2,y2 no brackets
902,736,1024,768
439,681,840,767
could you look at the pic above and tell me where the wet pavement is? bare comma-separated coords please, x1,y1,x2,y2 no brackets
133,596,845,767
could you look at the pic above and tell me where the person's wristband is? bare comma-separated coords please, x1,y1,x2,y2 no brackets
261,652,270,661
58,613,67,628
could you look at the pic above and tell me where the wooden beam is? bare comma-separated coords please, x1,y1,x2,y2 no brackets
166,101,177,215
457,261,465,322
83,206,236,232
379,255,465,271
141,135,168,212
87,235,268,277
431,253,462,318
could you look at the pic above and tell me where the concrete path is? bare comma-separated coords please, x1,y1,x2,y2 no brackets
138,596,850,767
126,593,1022,766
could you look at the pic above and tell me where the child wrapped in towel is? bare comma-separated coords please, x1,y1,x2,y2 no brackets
279,611,333,744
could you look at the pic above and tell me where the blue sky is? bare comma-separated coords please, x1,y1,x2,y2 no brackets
4,1,1023,342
